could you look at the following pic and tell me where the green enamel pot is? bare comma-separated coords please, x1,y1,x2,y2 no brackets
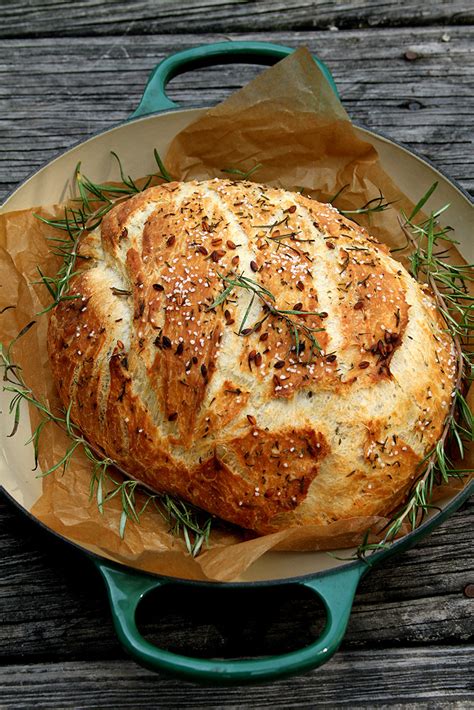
0,41,472,685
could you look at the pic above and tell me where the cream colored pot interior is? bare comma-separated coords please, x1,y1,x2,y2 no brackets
0,109,472,582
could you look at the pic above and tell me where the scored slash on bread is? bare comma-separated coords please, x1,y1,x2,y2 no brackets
47,179,456,534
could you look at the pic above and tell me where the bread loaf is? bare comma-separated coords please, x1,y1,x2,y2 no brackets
47,179,456,534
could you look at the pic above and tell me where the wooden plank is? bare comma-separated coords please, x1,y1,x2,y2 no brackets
1,0,473,38
0,3,472,703
0,21,473,669
0,648,473,708
1,27,473,201
1,496,472,661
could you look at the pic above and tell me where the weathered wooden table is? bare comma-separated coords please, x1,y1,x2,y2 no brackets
1,2,473,707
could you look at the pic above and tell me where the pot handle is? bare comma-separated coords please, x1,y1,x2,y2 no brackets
130,41,338,119
96,559,364,683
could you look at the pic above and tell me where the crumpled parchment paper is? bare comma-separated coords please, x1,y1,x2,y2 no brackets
0,48,471,582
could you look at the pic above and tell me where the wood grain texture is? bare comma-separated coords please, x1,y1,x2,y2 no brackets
1,28,473,202
1,648,473,709
0,2,473,705
1,0,473,37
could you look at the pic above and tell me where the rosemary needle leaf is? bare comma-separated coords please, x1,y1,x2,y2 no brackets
111,151,140,194
65,401,74,436
7,399,21,438
153,149,174,183
8,320,36,357
239,293,255,335
328,183,350,204
0,305,15,315
407,181,438,222
36,441,79,478
96,472,104,513
119,510,128,539
221,163,263,180
206,283,234,310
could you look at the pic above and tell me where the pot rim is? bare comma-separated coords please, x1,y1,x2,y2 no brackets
1,105,472,587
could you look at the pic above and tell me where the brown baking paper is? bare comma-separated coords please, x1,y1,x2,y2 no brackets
0,48,471,582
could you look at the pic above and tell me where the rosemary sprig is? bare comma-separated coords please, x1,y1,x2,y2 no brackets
340,193,393,217
0,333,212,556
329,184,394,218
208,271,325,362
33,150,172,313
157,495,213,558
356,184,473,558
221,163,263,180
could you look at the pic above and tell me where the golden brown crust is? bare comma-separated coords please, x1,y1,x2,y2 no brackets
48,179,457,534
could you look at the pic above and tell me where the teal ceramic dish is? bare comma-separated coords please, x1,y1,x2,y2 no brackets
1,41,472,684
